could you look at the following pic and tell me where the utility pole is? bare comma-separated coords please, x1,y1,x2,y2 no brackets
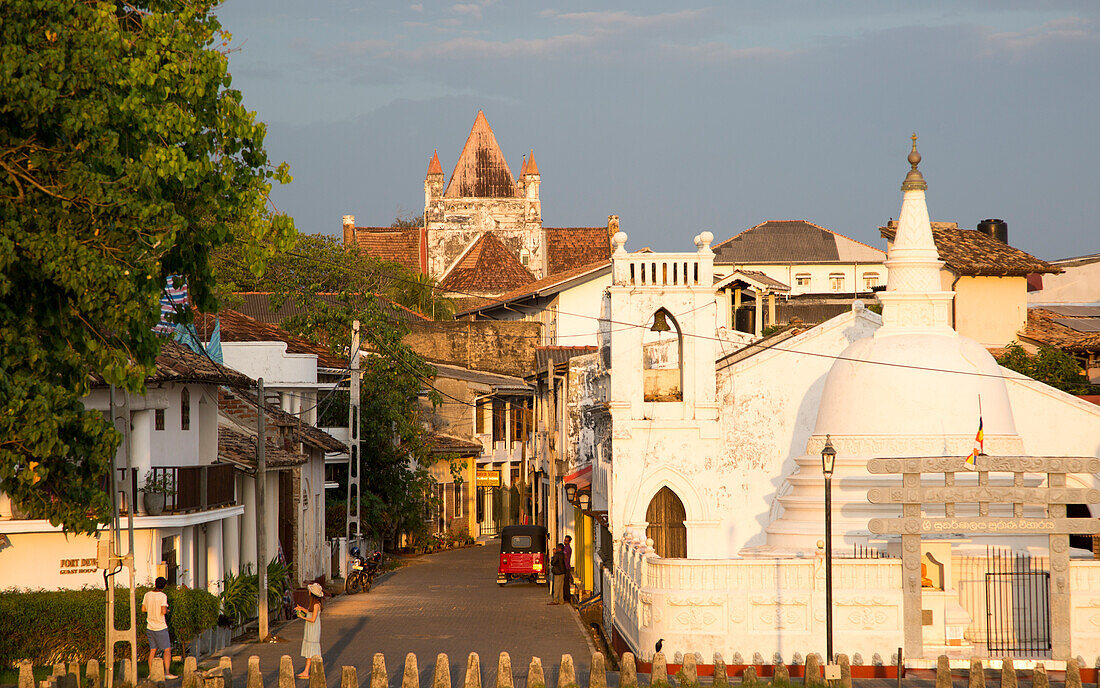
104,387,137,687
346,320,362,555
547,360,558,549
256,378,268,641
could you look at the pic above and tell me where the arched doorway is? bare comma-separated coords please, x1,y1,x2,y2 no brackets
646,486,687,558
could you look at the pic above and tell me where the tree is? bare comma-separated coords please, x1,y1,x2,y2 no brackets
0,1,295,533
995,343,1091,394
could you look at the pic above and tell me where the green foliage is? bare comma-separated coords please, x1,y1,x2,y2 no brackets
995,343,1091,394
217,557,286,626
0,0,295,533
0,586,218,667
141,470,175,495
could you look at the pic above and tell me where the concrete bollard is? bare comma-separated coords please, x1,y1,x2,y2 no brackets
309,657,326,688
150,659,165,686
122,658,135,687
650,653,668,688
87,660,102,688
342,666,359,688
433,654,451,688
1032,664,1048,688
1000,658,1016,688
1065,659,1083,688
969,659,985,688
218,657,233,688
278,658,294,688
247,656,263,688
712,654,728,688
69,661,83,688
804,653,823,688
774,662,790,687
495,653,512,688
589,653,607,688
743,666,759,687
54,664,66,680
681,653,699,688
618,654,637,688
525,658,544,688
936,655,951,688
373,653,389,688
402,654,420,688
200,668,226,688
557,655,576,688
836,654,851,688
19,661,34,688
464,653,481,688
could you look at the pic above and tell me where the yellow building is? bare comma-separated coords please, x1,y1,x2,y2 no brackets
426,438,480,537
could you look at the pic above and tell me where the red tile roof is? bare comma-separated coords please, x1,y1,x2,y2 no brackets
351,227,422,271
438,233,535,295
195,308,347,369
219,387,347,454
544,227,612,275
428,433,483,456
880,222,1060,277
457,258,610,315
524,150,539,176
91,339,253,389
444,111,519,198
218,425,306,469
1020,308,1100,353
427,150,443,176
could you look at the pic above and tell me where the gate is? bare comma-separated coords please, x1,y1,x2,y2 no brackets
984,548,1051,657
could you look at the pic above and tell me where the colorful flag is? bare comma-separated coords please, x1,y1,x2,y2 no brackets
964,417,983,470
155,276,189,334
206,317,223,364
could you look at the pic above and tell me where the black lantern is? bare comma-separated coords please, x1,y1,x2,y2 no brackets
821,433,836,663
577,489,591,511
821,434,837,478
564,482,577,504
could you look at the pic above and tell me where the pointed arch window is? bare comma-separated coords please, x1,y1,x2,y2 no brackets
180,387,190,431
643,308,682,402
646,486,687,558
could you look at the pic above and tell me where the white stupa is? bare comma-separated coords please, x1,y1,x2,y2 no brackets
762,136,1028,554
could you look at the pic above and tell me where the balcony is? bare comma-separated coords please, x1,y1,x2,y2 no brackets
116,464,237,515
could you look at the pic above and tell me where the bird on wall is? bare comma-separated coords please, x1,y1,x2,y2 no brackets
655,639,664,653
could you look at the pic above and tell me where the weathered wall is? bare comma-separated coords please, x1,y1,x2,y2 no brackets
426,196,542,279
565,352,611,470
953,276,1027,348
1030,259,1100,305
404,321,540,377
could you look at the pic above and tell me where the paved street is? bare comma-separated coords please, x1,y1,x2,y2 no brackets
222,543,594,688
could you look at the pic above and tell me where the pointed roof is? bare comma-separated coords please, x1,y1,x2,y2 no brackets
444,111,519,198
524,150,539,176
427,150,443,176
438,233,535,295
520,155,528,176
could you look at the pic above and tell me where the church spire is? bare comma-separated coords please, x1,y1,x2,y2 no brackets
427,149,443,177
877,134,954,334
524,150,539,176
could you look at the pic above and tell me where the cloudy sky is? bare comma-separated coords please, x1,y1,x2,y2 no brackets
214,1,1099,260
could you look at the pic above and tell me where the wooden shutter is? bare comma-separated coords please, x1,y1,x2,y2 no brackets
645,486,687,558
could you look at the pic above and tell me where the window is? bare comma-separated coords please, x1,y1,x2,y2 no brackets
180,387,190,431
510,535,532,549
519,248,531,267
155,408,165,431
829,273,845,292
475,399,487,434
492,400,505,443
863,272,880,290
795,273,811,288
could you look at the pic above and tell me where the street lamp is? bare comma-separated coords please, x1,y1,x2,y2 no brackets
564,482,577,505
577,489,591,512
821,434,837,663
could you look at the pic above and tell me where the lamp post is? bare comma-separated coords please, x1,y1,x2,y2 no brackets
821,435,837,663
564,482,577,506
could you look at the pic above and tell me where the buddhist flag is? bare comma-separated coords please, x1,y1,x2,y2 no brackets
964,417,983,470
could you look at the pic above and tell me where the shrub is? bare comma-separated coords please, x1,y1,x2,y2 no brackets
0,586,218,668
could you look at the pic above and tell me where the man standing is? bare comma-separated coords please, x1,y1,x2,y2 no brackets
141,577,176,679
562,534,573,603
548,544,566,604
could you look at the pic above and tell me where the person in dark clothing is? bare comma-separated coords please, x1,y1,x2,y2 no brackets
562,535,573,603
549,544,566,604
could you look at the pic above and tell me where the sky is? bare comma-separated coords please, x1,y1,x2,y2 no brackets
214,1,1100,261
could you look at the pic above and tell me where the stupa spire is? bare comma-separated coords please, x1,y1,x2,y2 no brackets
877,134,954,334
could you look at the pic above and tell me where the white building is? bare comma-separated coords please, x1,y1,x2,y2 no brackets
567,141,1100,664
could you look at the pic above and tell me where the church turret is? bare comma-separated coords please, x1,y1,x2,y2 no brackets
424,150,444,222
342,214,356,247
521,149,541,224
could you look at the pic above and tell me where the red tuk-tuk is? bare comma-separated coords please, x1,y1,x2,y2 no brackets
497,525,548,586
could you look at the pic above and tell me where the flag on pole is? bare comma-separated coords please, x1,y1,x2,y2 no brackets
964,417,983,470
155,276,189,334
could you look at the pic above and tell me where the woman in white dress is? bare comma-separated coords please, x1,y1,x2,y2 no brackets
296,582,324,679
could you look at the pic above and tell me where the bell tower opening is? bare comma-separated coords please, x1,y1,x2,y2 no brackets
643,308,682,402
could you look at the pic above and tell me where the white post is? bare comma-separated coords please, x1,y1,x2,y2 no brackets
206,519,223,594
222,515,240,578
256,377,268,640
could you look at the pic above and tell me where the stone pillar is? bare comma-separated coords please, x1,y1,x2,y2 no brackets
1049,472,1071,660
754,289,763,337
901,476,923,658
131,410,154,512
266,473,280,562
768,292,776,327
180,525,195,588
206,519,223,594
241,477,257,570
223,514,241,577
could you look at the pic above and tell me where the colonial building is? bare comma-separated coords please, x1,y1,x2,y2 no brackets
342,111,614,305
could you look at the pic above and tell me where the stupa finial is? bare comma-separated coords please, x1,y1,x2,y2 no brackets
902,133,926,191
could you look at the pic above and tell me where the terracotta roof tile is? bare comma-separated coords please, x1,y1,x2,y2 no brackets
457,259,610,315
91,339,253,388
218,425,306,469
428,432,483,456
438,233,535,295
1020,308,1100,353
544,227,612,275
195,308,347,369
352,227,422,271
880,222,1061,277
444,111,519,198
219,387,347,454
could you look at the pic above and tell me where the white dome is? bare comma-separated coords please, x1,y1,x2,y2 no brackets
813,328,1017,439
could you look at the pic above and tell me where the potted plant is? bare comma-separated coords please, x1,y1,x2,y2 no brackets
142,471,175,516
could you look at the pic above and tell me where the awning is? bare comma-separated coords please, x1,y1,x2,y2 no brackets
562,464,592,490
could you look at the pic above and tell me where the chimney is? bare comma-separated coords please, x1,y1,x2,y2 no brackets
342,214,356,247
607,215,620,249
976,218,1008,244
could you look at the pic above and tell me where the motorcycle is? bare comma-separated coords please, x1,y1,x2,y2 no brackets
345,548,384,594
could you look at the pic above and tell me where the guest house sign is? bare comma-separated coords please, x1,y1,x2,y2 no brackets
866,455,1100,660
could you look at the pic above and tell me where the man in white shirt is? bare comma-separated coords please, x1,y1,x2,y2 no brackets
141,577,177,679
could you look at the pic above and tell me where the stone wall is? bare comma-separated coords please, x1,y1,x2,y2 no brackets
404,321,540,378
